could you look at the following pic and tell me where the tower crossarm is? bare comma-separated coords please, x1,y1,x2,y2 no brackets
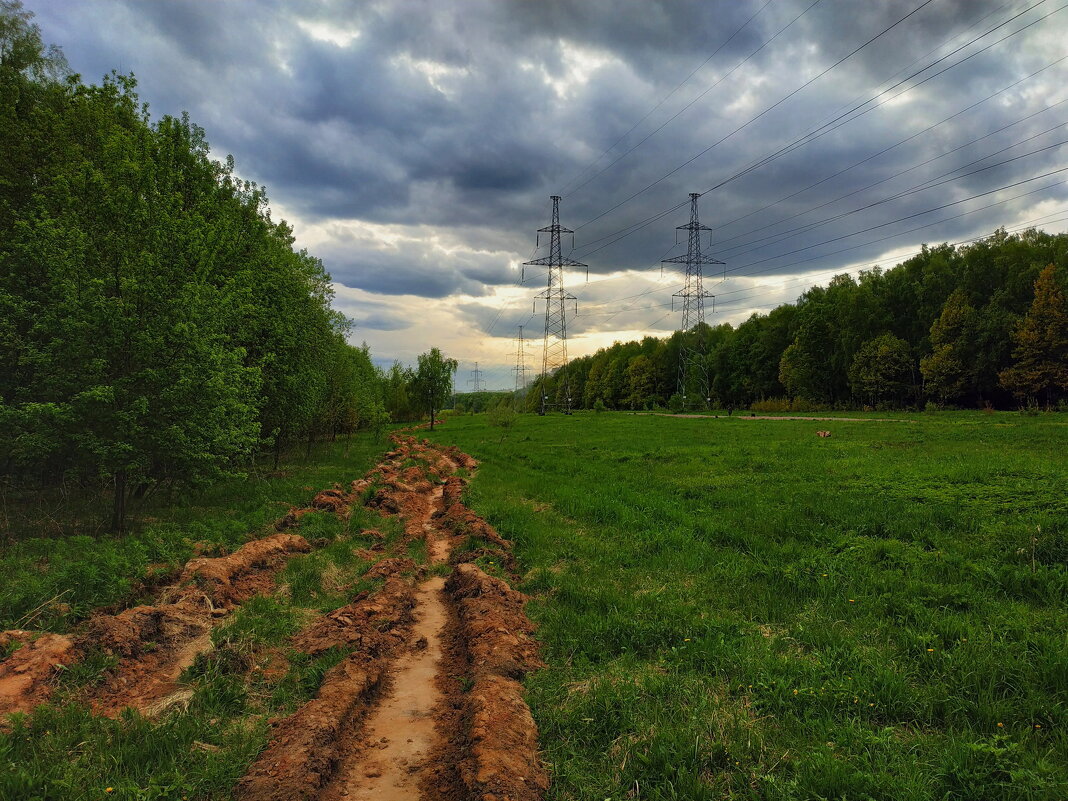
662,254,724,265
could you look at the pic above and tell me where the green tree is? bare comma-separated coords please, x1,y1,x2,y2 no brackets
625,355,656,410
999,265,1068,407
849,334,913,407
410,348,458,431
920,288,977,405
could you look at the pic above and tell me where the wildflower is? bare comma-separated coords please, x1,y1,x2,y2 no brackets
853,697,859,703
997,723,1004,728
821,573,828,577
848,599,855,603
1035,724,1042,729
684,638,691,642
926,648,935,652
793,689,798,695
868,703,874,707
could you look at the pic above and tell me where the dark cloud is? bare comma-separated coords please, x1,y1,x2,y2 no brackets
26,0,1068,367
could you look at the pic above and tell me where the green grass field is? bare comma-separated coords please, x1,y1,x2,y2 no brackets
426,411,1068,801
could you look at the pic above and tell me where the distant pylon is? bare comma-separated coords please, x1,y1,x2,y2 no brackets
467,362,484,393
662,193,724,407
512,325,527,394
524,196,587,415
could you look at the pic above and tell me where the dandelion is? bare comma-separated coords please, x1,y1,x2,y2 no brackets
684,638,691,642
997,723,1004,728
868,703,874,707
848,599,855,603
926,648,935,652
1035,724,1042,729
821,573,828,577
793,689,798,695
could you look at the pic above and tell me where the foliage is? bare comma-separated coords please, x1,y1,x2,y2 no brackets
0,6,387,528
999,265,1068,407
531,232,1068,412
409,348,458,431
848,333,914,407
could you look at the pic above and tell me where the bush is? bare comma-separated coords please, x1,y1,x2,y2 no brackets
667,394,684,413
487,403,516,428
593,399,608,413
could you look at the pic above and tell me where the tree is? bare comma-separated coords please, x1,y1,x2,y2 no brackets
920,288,977,405
999,264,1068,407
848,334,913,407
625,355,656,409
410,348,457,430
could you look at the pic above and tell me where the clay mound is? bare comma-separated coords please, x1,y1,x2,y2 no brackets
0,632,76,717
441,503,515,556
462,673,549,801
441,475,466,509
447,563,542,678
239,576,418,800
0,630,34,652
85,590,214,658
291,576,415,657
311,486,351,515
277,506,312,530
235,658,384,801
363,556,415,581
180,533,310,607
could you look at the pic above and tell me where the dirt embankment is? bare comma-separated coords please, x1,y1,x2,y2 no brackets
0,481,360,720
236,433,549,801
1,432,550,800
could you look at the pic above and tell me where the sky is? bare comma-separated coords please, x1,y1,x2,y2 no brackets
29,0,1068,389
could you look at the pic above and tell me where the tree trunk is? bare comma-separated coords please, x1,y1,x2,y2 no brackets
111,469,127,531
429,403,435,431
273,436,282,470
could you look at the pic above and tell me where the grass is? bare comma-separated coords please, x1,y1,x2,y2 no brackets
425,410,1068,801
0,433,393,632
0,429,396,801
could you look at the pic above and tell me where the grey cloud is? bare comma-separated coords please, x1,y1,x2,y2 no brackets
25,0,1068,365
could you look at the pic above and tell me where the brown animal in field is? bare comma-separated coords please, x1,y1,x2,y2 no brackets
816,430,832,438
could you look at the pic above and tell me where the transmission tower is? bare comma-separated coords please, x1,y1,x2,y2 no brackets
662,192,724,407
524,195,587,415
467,362,484,393
512,325,527,394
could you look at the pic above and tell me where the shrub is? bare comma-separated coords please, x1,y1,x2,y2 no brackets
593,399,608,413
487,403,516,428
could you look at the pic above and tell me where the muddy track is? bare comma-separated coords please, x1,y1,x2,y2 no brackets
237,433,549,801
0,432,549,799
0,484,358,720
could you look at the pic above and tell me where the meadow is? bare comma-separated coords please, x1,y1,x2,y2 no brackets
426,410,1068,801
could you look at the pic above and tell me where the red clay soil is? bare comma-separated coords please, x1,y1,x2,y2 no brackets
444,564,548,801
235,433,549,801
82,532,311,717
235,572,418,801
179,532,311,608
0,632,77,717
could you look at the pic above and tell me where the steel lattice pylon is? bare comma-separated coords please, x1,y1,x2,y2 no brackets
524,196,586,415
662,193,724,406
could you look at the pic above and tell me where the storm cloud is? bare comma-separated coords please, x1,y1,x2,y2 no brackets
30,0,1068,386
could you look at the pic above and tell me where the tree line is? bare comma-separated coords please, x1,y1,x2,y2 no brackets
525,228,1068,413
0,7,466,529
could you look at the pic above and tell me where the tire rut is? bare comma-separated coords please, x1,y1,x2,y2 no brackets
238,432,549,800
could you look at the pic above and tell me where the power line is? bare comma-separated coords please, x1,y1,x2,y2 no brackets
562,0,810,198
574,0,939,229
572,0,1062,258
715,132,1068,259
